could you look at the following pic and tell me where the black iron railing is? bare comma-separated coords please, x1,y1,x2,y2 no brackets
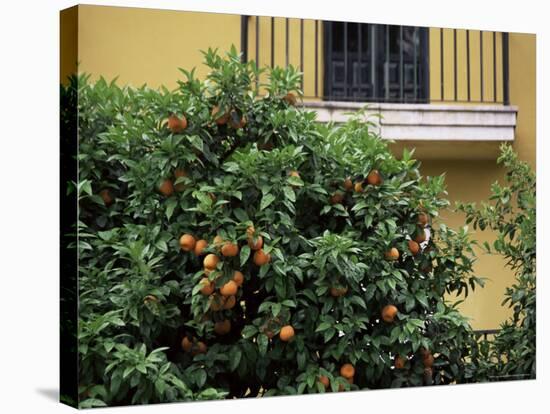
240,16,510,105
474,329,501,341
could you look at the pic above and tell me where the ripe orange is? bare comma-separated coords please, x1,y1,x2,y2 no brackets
203,254,220,270
330,286,348,297
418,212,429,226
213,235,224,247
192,341,207,356
99,189,113,206
329,192,344,205
199,278,214,296
248,235,263,251
167,114,187,133
343,178,353,191
408,240,420,255
283,92,297,106
209,294,225,311
414,228,427,243
194,239,208,256
366,169,382,186
394,355,406,369
181,336,193,352
212,105,230,125
423,353,435,368
246,226,255,238
158,179,174,197
233,271,244,287
354,181,364,193
279,325,295,342
385,247,400,261
319,375,330,389
179,234,196,252
381,304,398,323
288,170,300,179
221,242,239,257
220,280,238,297
223,295,237,310
143,295,157,305
340,363,355,379
214,319,231,335
253,249,271,266
174,168,187,192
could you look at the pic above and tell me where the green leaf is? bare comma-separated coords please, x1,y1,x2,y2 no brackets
240,245,251,266
229,347,242,371
260,193,276,210
165,197,177,220
283,186,296,202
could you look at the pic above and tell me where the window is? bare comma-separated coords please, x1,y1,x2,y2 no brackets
323,22,429,103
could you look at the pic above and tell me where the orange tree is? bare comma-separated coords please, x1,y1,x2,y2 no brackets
69,47,484,407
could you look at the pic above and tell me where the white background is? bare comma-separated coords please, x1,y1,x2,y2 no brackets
0,0,546,412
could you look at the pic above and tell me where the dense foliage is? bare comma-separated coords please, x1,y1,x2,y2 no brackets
459,145,536,381
66,47,484,407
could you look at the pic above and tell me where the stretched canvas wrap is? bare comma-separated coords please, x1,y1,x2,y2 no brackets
60,4,536,408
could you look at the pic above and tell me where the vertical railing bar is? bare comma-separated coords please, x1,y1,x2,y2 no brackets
255,16,260,91
285,18,289,67
502,32,510,105
480,30,484,102
399,26,404,102
493,31,497,102
271,17,275,68
413,26,418,102
240,15,249,63
315,20,319,98
385,25,390,100
371,25,377,100
466,30,471,101
358,23,362,99
344,22,348,98
423,28,430,103
300,19,304,91
453,28,458,101
440,28,444,101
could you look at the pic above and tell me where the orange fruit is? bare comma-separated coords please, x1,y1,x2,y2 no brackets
158,179,174,197
414,228,427,243
181,336,193,352
209,294,225,311
194,239,208,256
279,325,295,342
418,212,429,226
199,278,214,296
329,192,344,205
366,169,382,186
319,375,330,389
220,280,238,297
408,240,420,255
192,341,207,356
354,181,364,193
99,189,113,206
167,114,187,133
174,168,187,192
253,249,271,266
381,304,398,323
179,234,196,252
223,295,237,310
343,178,353,191
212,105,230,125
288,170,300,179
283,92,297,106
213,235,224,246
340,363,355,379
394,355,406,369
221,242,239,257
143,295,157,304
385,247,400,261
330,286,348,297
248,235,263,251
423,353,435,368
246,226,255,238
229,111,246,129
233,271,244,287
214,319,231,335
203,254,219,270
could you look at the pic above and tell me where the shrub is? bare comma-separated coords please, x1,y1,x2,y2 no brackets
66,47,483,407
458,145,536,381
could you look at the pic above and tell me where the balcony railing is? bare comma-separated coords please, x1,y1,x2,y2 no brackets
240,16,510,105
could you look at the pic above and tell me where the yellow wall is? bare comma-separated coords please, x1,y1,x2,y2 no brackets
72,5,241,89
61,5,536,330
60,6,78,84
